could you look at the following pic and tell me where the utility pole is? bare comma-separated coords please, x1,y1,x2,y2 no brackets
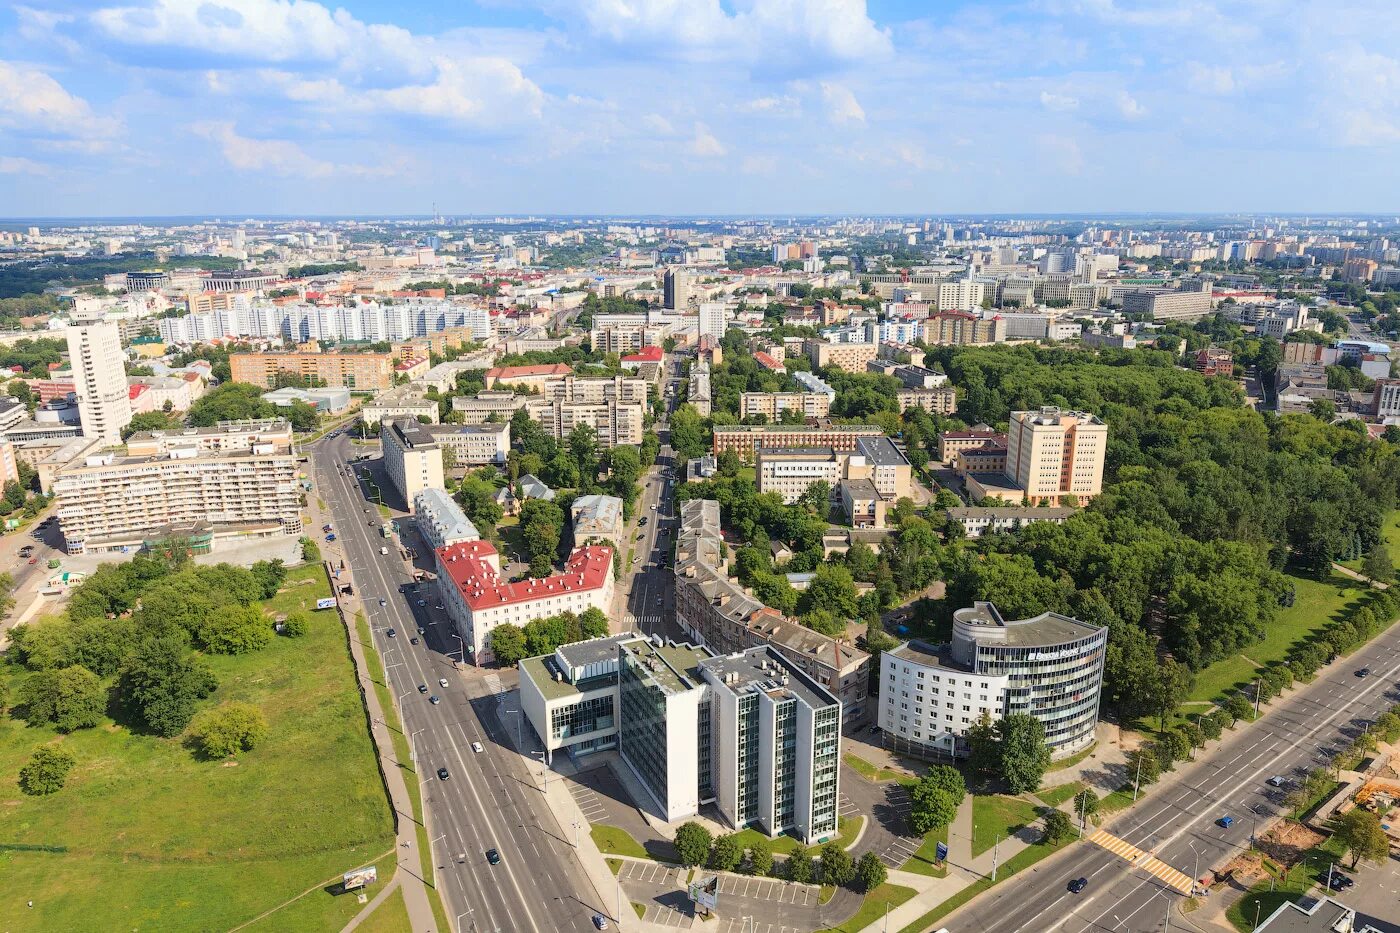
991,833,1001,882
1254,676,1262,718
1133,753,1144,802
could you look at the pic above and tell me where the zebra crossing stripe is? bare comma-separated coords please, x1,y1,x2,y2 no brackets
1088,830,1193,894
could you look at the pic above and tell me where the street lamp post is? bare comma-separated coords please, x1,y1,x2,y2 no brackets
1133,753,1144,802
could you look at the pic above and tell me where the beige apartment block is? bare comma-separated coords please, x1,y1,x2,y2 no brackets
1004,407,1107,505
739,391,832,420
381,418,445,509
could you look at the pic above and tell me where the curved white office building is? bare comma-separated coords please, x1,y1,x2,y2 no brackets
879,601,1105,760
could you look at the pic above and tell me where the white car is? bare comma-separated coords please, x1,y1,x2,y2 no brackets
439,678,449,687
471,741,484,753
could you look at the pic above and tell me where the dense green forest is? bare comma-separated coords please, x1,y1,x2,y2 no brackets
0,254,241,301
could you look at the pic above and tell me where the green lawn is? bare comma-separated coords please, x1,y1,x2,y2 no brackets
900,824,950,878
1181,571,1366,711
1099,784,1143,816
1035,781,1086,810
591,825,650,860
0,566,396,932
1342,509,1400,572
817,883,917,933
1047,746,1095,772
354,884,412,933
728,815,863,856
844,752,913,784
971,795,1043,857
896,838,1069,933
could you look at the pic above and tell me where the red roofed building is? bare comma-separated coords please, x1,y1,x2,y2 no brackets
485,363,572,390
754,352,784,373
620,345,665,371
436,540,615,663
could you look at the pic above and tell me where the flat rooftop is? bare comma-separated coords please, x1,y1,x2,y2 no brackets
623,638,711,696
556,632,639,671
700,646,837,710
955,601,1103,647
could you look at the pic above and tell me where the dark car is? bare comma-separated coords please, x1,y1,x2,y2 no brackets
1356,668,1372,678
386,628,396,638
1069,877,1088,894
430,695,441,705
1327,872,1354,890
378,598,386,607
410,636,420,645
485,848,500,865
418,684,428,694
437,767,449,781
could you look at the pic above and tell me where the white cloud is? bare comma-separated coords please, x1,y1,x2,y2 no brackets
191,120,387,177
83,0,544,131
1116,91,1148,119
741,154,778,175
553,0,890,70
738,95,799,114
820,82,865,124
0,156,52,175
0,60,120,139
643,113,676,135
1186,62,1235,95
688,123,727,158
1039,90,1080,111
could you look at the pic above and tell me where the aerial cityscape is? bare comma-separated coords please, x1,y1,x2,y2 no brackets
4,3,1400,933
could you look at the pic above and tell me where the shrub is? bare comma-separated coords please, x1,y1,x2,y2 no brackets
19,745,75,795
190,702,268,758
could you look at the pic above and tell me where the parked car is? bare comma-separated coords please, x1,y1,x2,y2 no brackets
1327,873,1354,890
485,848,500,865
1217,816,1234,828
430,695,441,705
471,742,483,753
1069,877,1088,894
418,684,428,694
1266,776,1287,788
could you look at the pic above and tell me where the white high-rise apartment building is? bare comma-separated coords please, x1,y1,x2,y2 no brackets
1004,407,1107,505
66,317,132,444
699,302,728,341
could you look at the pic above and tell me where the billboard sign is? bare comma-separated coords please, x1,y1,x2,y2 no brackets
688,875,718,912
935,841,949,863
315,597,337,610
343,866,377,890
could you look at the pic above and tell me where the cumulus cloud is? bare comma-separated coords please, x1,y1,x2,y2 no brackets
0,60,120,139
689,123,727,158
0,156,52,175
1116,91,1148,119
191,121,387,177
554,0,890,70
1186,62,1235,95
820,82,866,124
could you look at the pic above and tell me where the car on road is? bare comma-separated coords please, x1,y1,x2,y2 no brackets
380,546,389,555
378,598,386,607
364,507,370,513
1068,877,1088,894
1355,667,1372,678
386,628,397,638
592,916,609,930
650,504,657,510
429,695,441,705
1266,776,1287,788
1217,816,1234,828
418,684,428,693
410,636,419,645
438,678,448,687
638,517,647,526
472,741,484,753
485,848,500,865
437,767,450,780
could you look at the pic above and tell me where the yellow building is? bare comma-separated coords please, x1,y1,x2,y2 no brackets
230,349,394,392
1004,407,1107,505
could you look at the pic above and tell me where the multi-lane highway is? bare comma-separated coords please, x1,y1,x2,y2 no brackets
946,628,1400,932
311,431,607,933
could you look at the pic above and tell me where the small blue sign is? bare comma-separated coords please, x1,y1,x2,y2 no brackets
935,842,949,863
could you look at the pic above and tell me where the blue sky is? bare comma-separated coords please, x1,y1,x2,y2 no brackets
2,0,1399,217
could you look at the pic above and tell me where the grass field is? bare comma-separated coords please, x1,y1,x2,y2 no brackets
591,825,651,860
1342,509,1400,572
843,752,914,784
971,795,1043,857
1035,781,1086,810
1180,571,1366,711
817,883,916,933
0,565,396,932
349,883,412,933
900,824,950,877
729,815,863,856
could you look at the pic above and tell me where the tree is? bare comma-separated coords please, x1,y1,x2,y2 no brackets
855,851,887,892
1042,809,1073,845
19,665,106,732
1178,721,1204,754
997,714,1051,794
579,607,609,639
674,822,712,867
489,624,528,666
280,612,309,637
747,840,773,877
190,702,268,758
1159,729,1191,765
301,536,321,563
909,765,966,834
1224,693,1253,725
250,558,288,599
710,833,744,872
800,563,859,621
197,604,273,655
1152,659,1192,732
120,636,219,737
18,745,75,795
1308,398,1336,422
1074,788,1100,824
785,847,813,883
1335,808,1390,869
966,712,1001,780
820,842,855,887
1126,748,1160,787
1362,545,1394,585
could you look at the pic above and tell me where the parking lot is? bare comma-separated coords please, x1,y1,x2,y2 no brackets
714,874,819,907
615,855,835,931
716,920,810,933
615,860,686,888
568,778,609,823
873,782,921,867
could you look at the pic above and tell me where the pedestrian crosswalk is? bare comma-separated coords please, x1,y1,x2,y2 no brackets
1088,829,1194,894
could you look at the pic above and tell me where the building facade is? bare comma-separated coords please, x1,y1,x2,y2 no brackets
1004,407,1107,505
712,424,884,461
413,487,480,550
879,601,1105,760
381,418,445,509
66,318,132,443
739,392,832,420
231,349,394,392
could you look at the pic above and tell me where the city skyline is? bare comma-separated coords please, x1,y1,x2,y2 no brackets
6,0,1400,217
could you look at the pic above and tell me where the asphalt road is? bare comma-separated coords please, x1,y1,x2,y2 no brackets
945,632,1400,933
312,432,608,933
